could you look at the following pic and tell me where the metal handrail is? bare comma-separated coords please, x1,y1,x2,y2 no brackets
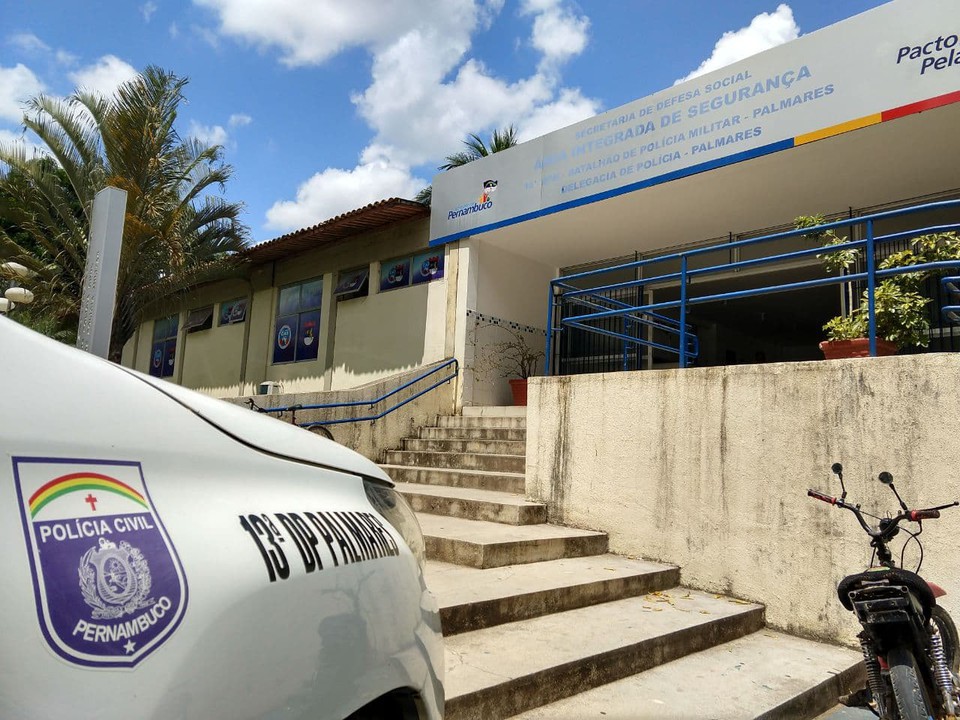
254,358,459,428
546,198,960,373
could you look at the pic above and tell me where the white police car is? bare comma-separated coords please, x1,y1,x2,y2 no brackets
0,316,444,719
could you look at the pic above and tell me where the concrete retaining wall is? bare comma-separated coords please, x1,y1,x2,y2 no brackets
526,355,960,645
226,360,457,463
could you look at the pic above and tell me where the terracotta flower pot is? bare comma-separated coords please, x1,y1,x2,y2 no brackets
819,338,899,360
509,378,528,406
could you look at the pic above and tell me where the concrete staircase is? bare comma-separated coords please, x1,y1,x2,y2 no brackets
381,408,864,720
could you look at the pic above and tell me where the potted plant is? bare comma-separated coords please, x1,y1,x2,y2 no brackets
476,325,545,405
796,215,960,359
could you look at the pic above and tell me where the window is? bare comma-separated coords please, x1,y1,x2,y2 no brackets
334,267,369,301
183,306,213,333
273,278,322,364
219,297,247,325
150,314,178,378
379,251,444,292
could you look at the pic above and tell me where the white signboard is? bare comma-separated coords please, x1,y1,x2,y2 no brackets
430,0,960,245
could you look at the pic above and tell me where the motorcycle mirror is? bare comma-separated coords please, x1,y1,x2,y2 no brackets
879,471,910,512
830,462,847,501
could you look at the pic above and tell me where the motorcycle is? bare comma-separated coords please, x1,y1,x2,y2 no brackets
808,463,960,719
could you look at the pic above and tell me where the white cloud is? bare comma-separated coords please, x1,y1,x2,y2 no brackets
188,121,229,146
68,55,138,96
141,2,158,22
517,88,599,142
0,64,45,123
228,113,252,127
192,24,221,49
265,160,424,230
675,4,800,85
194,0,479,67
55,49,78,66
198,0,596,231
9,33,50,54
521,0,589,72
169,23,180,39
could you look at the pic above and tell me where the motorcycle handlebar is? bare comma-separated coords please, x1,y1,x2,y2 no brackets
807,489,837,505
809,488,956,538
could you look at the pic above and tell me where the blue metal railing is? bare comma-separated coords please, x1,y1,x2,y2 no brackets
546,199,960,374
253,358,458,429
943,276,960,324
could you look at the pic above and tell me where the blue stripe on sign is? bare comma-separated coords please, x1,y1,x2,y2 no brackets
429,137,796,247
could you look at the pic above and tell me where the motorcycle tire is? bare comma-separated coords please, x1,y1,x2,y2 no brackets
888,645,935,720
307,424,335,441
933,604,960,674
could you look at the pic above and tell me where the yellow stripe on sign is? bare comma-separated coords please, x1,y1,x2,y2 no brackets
794,114,882,146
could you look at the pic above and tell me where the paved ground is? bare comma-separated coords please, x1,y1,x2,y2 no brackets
816,705,874,719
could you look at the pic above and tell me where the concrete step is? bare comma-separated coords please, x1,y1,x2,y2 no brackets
418,514,608,568
512,629,865,720
419,426,527,442
383,449,525,474
397,483,546,525
402,437,527,455
381,465,525,493
461,406,527,418
437,415,527,429
426,555,680,635
443,588,766,720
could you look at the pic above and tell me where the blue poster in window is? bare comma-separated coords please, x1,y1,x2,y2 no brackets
220,298,247,325
297,310,321,361
273,315,298,364
162,339,177,378
412,251,444,285
380,259,411,291
149,342,165,377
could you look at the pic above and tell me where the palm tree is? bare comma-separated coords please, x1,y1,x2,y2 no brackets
0,66,248,359
415,125,519,207
439,125,519,170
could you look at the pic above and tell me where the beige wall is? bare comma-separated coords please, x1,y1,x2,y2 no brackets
526,354,960,646
122,218,461,398
331,277,447,390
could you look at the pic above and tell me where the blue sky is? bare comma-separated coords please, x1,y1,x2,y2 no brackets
0,1,887,244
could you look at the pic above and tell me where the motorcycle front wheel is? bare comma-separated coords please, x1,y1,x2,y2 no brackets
888,645,935,720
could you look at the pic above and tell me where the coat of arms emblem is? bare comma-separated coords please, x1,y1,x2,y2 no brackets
13,458,188,668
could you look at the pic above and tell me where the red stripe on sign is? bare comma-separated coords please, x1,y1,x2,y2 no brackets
881,90,960,122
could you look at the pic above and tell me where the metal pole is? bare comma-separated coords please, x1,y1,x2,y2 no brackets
679,256,688,369
545,281,556,376
866,219,876,356
77,187,127,358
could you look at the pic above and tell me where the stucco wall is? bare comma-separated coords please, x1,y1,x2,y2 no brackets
226,359,457,463
330,278,447,390
526,355,960,645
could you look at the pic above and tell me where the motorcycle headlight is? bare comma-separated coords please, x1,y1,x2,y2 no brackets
364,480,426,572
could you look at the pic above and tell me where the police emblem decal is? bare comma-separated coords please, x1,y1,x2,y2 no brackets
13,458,188,668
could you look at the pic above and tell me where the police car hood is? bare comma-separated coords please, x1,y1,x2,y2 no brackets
127,371,394,485
0,316,390,485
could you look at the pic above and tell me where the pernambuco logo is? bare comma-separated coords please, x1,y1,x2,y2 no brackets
447,179,498,221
